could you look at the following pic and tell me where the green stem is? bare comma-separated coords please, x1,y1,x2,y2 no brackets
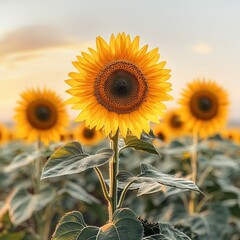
108,128,119,222
35,137,42,194
94,167,111,203
189,131,198,215
197,165,213,187
117,179,136,208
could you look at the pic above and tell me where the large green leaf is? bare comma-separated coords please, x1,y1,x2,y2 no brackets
117,163,201,196
9,185,55,225
97,208,143,240
52,208,143,240
52,211,89,239
123,134,159,155
41,141,113,179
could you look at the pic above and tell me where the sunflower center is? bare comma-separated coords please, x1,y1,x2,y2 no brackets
198,97,212,112
83,128,95,139
95,60,148,114
170,114,183,128
190,91,218,120
157,132,165,141
27,100,58,130
35,106,51,121
111,74,133,97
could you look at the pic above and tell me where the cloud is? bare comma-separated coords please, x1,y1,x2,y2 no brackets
191,43,212,54
0,25,77,64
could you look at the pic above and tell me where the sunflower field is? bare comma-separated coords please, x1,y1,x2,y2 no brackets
1,4,240,240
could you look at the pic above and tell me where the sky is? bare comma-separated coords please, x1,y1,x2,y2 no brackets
0,0,240,126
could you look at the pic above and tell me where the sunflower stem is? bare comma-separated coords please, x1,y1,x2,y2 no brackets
117,179,136,209
94,167,111,203
35,137,42,194
189,131,198,215
108,128,119,222
33,137,43,238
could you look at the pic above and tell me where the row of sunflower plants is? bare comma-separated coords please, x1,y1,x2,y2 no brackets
0,32,239,239
0,139,108,239
118,133,240,240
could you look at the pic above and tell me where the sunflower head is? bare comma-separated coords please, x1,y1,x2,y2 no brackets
221,128,240,144
152,123,170,143
66,33,172,138
178,79,229,138
163,108,187,138
15,88,69,144
74,124,104,146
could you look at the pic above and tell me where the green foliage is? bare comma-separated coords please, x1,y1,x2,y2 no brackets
186,203,229,240
41,141,113,179
143,223,191,239
52,208,143,240
117,163,201,196
8,185,56,225
123,134,159,155
0,232,25,240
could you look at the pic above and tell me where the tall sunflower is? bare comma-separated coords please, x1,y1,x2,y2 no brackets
74,124,104,146
15,88,69,144
163,108,187,138
66,33,172,138
178,79,229,138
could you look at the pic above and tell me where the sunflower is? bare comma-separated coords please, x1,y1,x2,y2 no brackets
163,108,188,138
15,88,69,144
178,79,229,138
74,124,104,146
60,129,74,142
221,128,240,144
0,123,8,144
66,33,172,138
152,123,170,143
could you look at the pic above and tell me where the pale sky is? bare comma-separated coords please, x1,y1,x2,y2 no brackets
0,0,240,125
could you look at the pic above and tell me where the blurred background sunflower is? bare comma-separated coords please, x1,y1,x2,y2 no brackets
162,108,188,139
74,124,104,146
221,128,240,144
178,79,229,138
152,123,170,144
15,88,69,144
0,123,9,144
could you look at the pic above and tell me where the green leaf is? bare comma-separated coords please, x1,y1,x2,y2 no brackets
52,208,143,240
62,181,100,204
0,232,25,240
208,155,238,169
4,151,41,173
117,163,202,196
123,134,159,155
9,185,55,225
143,223,191,239
186,203,229,240
159,223,192,239
138,163,202,194
41,141,113,179
52,211,88,239
97,208,143,240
